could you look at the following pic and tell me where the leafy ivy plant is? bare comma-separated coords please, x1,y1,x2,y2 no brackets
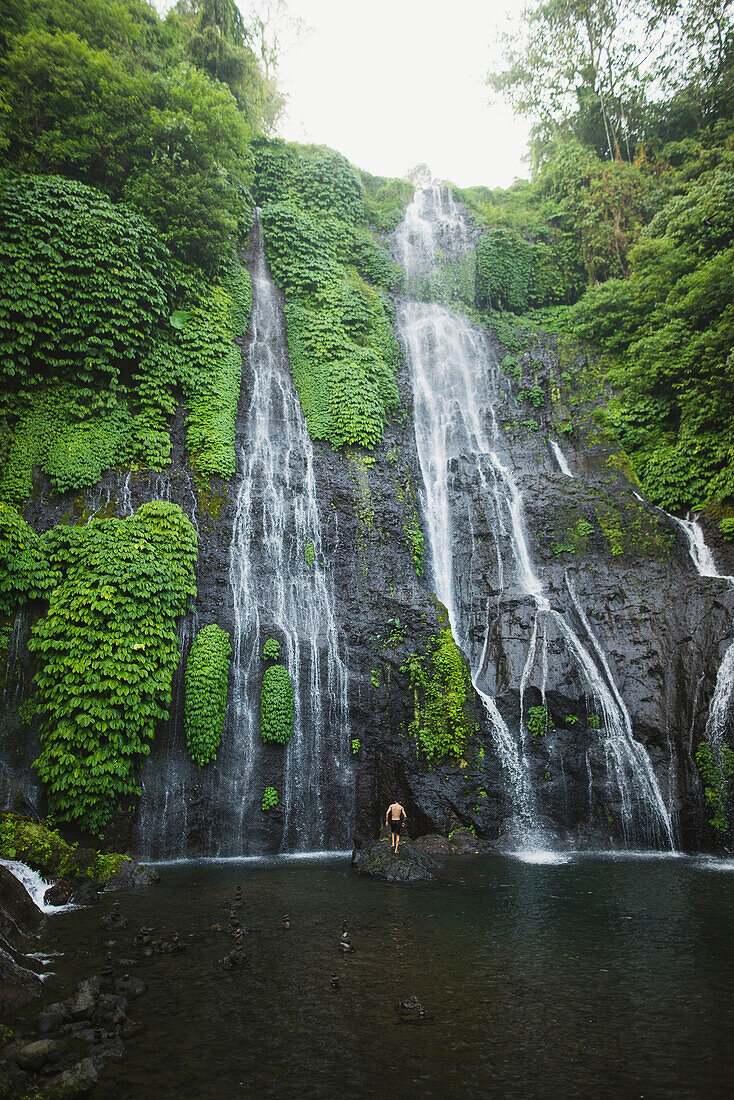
260,664,294,744
185,624,232,768
29,502,197,835
262,786,279,811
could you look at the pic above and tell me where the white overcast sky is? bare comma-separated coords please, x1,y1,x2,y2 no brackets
276,0,530,189
154,0,531,188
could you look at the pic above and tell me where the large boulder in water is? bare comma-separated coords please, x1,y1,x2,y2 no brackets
351,839,440,883
411,830,495,856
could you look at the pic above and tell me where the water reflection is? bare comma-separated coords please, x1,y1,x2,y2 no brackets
29,855,734,1099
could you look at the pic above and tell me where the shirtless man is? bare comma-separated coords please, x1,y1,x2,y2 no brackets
385,799,407,853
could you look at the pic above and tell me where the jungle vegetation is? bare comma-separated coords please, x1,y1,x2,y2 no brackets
472,0,734,520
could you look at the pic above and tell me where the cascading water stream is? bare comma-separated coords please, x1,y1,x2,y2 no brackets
550,440,573,477
672,515,734,754
225,216,351,853
395,186,674,850
138,216,351,856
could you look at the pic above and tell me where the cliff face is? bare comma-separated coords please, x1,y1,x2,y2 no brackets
320,318,733,852
2,192,732,856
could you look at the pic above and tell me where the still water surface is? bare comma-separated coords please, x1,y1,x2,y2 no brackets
35,853,734,1098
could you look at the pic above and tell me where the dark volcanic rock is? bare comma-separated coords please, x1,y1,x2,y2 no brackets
352,839,440,882
411,830,495,856
38,1002,72,1034
0,864,43,1014
0,864,41,947
15,1038,65,1072
45,1055,98,1098
102,862,160,891
45,880,73,906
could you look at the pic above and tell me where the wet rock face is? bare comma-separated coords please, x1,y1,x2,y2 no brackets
318,323,733,853
2,228,732,857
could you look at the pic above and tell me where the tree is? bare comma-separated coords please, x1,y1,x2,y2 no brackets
487,0,733,164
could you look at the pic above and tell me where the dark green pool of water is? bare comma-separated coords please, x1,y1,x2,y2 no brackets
26,852,734,1098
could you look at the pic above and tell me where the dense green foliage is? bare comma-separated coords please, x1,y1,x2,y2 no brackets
0,504,59,614
30,502,197,835
263,637,280,660
0,174,251,499
401,627,474,762
0,174,174,399
184,624,231,768
359,169,415,233
527,705,552,739
0,813,130,882
570,153,734,511
0,0,281,270
478,0,734,516
260,663,294,745
178,280,250,480
696,741,734,833
254,139,403,450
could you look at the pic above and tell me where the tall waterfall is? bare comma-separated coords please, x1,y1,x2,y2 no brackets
395,186,674,850
139,217,351,856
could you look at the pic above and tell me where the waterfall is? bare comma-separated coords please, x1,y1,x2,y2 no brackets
395,186,674,850
0,860,74,913
673,514,729,580
672,516,734,754
223,216,351,852
550,440,573,477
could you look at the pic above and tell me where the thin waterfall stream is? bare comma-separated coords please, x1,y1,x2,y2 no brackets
672,514,734,755
394,186,674,851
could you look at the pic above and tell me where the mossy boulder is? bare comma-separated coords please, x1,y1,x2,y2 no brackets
0,815,133,885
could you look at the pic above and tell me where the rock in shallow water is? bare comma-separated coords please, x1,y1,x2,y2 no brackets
44,1056,98,1099
15,1038,65,1072
351,840,440,883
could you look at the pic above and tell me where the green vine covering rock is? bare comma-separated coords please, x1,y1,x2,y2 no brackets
0,175,174,401
30,502,197,835
184,624,232,768
260,663,294,744
696,741,734,833
0,814,130,883
0,174,252,502
179,282,249,480
527,705,552,738
401,627,474,762
0,503,60,615
262,786,279,811
254,139,403,451
263,637,280,660
305,541,315,567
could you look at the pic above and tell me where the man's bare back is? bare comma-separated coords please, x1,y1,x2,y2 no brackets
385,801,406,851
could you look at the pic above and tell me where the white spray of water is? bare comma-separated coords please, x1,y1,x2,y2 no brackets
0,860,75,914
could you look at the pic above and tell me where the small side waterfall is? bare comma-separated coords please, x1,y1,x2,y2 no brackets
672,515,734,755
395,186,674,850
550,440,573,478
